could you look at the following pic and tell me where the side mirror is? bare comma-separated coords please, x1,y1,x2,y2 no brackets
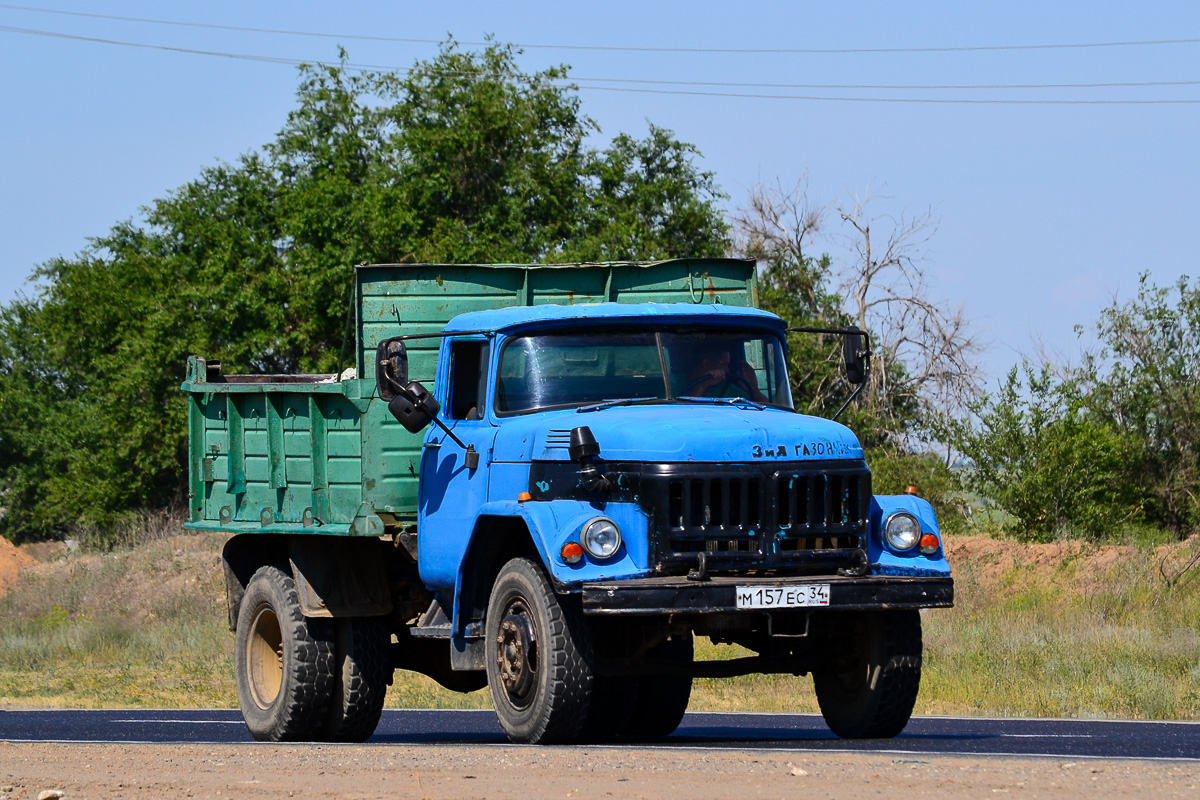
376,338,409,401
843,327,869,385
387,381,441,433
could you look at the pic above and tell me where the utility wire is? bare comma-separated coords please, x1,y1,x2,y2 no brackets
573,83,1200,105
3,24,1199,105
573,75,1200,91
2,2,1200,55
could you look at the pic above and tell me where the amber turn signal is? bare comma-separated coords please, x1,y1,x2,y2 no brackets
561,542,584,564
919,533,940,555
518,492,532,502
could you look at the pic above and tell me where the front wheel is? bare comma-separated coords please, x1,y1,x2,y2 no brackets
623,634,694,739
485,557,594,744
813,610,922,739
234,566,335,742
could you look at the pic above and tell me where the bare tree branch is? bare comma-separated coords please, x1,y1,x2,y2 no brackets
734,178,983,449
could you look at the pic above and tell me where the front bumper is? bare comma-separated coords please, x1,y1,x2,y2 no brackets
580,574,953,615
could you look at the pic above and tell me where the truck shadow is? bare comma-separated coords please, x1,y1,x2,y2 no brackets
367,711,997,746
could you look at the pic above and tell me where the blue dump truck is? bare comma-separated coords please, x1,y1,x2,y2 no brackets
182,258,953,744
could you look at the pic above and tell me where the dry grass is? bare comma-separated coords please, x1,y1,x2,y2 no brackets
0,531,234,708
2,530,1198,720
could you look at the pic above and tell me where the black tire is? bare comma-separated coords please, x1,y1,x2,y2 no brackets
813,610,922,739
234,566,335,742
485,557,594,744
579,674,640,742
323,617,391,742
623,634,694,739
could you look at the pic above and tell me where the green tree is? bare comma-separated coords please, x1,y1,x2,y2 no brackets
0,43,728,542
1081,274,1200,536
942,274,1199,543
943,364,1144,542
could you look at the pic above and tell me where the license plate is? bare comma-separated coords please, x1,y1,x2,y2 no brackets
735,584,830,609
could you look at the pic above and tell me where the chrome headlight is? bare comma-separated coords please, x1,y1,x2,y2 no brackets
883,512,922,551
581,517,621,560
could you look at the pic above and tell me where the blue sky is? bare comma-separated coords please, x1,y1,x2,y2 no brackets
2,1,1197,384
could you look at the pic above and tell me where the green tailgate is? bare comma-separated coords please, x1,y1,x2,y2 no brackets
184,258,757,536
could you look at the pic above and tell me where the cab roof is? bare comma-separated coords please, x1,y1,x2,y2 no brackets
442,302,785,334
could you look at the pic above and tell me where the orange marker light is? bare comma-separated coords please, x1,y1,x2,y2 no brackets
919,533,940,555
518,492,533,502
561,542,584,565
904,485,919,495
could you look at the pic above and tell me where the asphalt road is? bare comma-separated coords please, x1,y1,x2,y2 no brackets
2,709,1197,761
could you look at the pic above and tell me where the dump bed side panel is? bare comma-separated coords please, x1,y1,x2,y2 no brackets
185,374,367,535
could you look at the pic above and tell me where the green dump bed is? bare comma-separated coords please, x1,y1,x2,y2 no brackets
183,258,758,536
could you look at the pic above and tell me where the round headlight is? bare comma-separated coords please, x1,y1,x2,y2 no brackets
581,518,622,560
884,512,922,551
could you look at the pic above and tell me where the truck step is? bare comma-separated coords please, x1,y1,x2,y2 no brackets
408,622,484,640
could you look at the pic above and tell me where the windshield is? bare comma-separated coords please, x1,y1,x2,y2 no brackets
496,328,793,414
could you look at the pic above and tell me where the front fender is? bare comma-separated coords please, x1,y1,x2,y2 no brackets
869,494,951,576
456,499,652,594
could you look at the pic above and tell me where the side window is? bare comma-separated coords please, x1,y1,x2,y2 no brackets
449,341,488,420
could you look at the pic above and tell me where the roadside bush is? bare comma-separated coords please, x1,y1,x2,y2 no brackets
943,364,1147,542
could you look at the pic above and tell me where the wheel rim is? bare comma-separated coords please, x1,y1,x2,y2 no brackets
247,604,284,709
495,598,539,709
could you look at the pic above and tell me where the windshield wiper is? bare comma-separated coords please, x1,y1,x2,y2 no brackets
575,397,668,413
676,395,767,410
577,395,767,413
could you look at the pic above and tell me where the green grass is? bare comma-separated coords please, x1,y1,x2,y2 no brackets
2,531,1198,719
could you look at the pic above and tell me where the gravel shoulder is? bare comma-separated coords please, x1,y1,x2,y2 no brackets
1,742,1198,800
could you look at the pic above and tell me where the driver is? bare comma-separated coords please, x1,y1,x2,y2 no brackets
676,343,766,401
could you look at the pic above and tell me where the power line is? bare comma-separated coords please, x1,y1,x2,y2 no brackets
2,2,1200,55
575,75,1200,92
3,24,1198,106
0,24,316,67
572,83,1200,105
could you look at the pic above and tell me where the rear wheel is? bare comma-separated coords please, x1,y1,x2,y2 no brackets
322,617,391,742
485,557,594,744
813,610,922,739
623,634,693,739
234,566,334,741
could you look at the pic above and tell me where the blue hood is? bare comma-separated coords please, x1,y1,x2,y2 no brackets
492,404,864,464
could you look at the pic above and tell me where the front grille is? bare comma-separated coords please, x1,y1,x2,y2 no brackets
639,460,871,574
527,458,872,576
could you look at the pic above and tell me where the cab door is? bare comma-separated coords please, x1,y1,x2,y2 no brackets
417,338,496,590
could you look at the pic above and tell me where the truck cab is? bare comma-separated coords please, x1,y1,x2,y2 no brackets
184,259,952,745
382,302,951,743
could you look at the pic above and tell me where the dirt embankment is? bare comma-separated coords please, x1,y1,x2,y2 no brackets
942,533,1200,585
0,537,34,599
3,530,1197,606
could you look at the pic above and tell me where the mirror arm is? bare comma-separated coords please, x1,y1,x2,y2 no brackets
427,415,479,470
831,381,866,422
380,329,493,344
785,326,873,357
378,368,405,393
429,415,468,450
